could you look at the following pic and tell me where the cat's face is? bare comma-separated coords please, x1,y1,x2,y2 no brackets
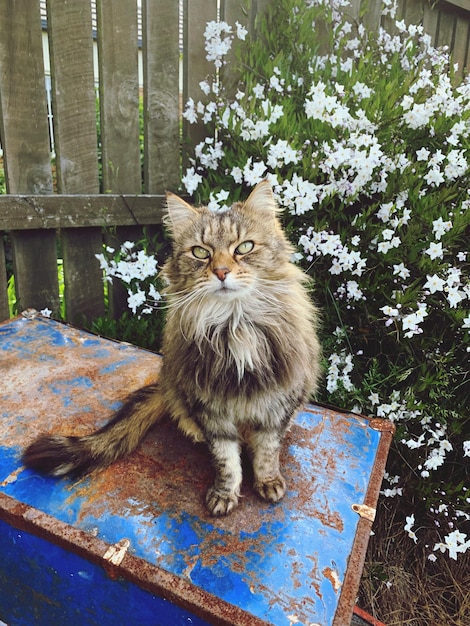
163,182,292,300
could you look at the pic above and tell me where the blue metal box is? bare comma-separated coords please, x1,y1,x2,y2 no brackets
0,312,393,625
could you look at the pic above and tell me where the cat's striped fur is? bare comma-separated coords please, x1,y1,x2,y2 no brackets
22,182,321,516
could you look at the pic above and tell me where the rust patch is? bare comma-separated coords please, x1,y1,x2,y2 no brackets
0,466,23,487
370,418,396,434
323,566,341,594
282,424,345,533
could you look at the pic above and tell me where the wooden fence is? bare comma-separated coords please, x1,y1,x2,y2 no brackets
0,0,267,324
0,0,469,326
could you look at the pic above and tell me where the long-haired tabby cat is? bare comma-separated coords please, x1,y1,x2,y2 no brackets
23,181,321,516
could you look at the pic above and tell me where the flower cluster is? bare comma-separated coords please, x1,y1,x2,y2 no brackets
96,242,160,316
326,349,355,393
180,0,470,558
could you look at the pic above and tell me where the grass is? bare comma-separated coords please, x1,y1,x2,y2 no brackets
359,497,470,625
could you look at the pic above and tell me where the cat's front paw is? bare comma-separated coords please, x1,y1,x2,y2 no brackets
255,475,286,503
206,487,239,516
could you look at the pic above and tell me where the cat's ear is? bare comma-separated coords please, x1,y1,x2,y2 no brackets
243,180,279,217
165,192,199,236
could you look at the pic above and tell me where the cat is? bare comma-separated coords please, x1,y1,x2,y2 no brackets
22,181,322,516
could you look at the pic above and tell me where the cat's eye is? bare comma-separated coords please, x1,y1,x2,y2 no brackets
235,240,254,255
192,246,211,260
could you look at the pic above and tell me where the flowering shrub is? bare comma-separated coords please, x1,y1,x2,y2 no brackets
178,0,470,559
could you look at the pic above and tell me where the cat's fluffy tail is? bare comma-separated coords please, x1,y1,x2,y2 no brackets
22,383,165,477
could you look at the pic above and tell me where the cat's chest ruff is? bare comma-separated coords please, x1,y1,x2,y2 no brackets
204,302,269,377
225,322,259,375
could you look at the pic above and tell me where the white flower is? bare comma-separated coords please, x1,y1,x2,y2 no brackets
182,98,198,124
402,306,428,337
352,82,372,99
378,241,392,253
403,103,432,129
376,201,395,222
199,80,211,95
381,487,403,497
346,280,364,301
437,530,470,560
253,83,264,99
463,441,470,457
40,308,52,318
208,189,230,212
444,150,467,180
424,451,445,470
231,166,243,184
235,21,248,40
329,259,342,275
446,287,465,308
182,167,203,195
463,316,470,330
380,305,399,317
269,74,284,93
403,434,425,449
242,158,267,186
432,217,452,240
425,241,444,260
416,147,430,161
267,139,300,168
148,284,161,302
424,166,445,187
404,514,418,543
393,263,410,280
127,289,147,314
423,274,446,294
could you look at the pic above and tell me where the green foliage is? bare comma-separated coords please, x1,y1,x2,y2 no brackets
7,274,16,317
0,160,5,194
91,310,165,352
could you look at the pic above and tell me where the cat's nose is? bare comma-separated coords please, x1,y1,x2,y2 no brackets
213,267,231,282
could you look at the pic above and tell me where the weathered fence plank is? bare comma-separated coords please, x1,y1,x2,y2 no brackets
454,14,470,70
142,0,181,194
96,0,143,318
0,195,165,231
0,0,60,316
47,0,105,324
96,0,141,193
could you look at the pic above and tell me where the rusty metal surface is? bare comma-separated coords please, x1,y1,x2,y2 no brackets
0,314,393,625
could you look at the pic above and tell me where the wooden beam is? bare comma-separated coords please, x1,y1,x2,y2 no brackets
443,0,470,14
0,195,166,230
